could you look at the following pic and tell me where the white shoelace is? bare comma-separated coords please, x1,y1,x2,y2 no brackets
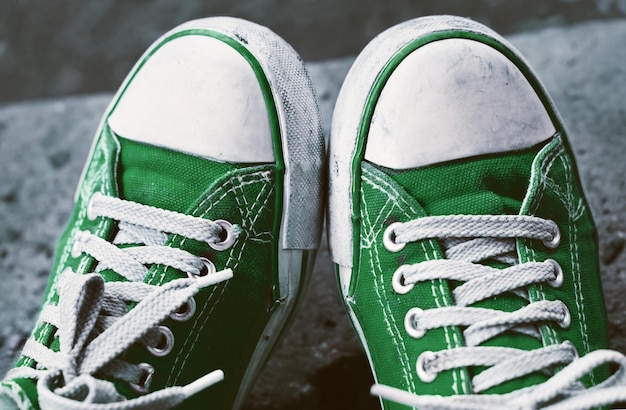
7,193,239,409
373,214,626,409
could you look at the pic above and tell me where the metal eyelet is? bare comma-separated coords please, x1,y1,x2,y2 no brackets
86,192,102,221
416,351,437,383
147,326,174,357
129,363,154,394
170,298,196,322
558,301,571,329
543,223,561,249
209,220,237,251
383,222,405,252
392,265,414,295
188,257,216,279
404,307,426,339
546,259,564,288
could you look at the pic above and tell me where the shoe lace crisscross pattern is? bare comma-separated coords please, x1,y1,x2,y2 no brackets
6,193,239,409
372,214,626,409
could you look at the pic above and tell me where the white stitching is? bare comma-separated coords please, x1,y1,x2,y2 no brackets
362,165,469,395
558,152,592,374
362,169,417,393
528,140,563,346
167,169,274,384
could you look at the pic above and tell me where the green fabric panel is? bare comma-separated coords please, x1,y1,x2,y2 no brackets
6,127,281,409
103,139,278,407
384,144,539,218
0,379,37,410
13,379,37,410
118,162,279,407
117,137,246,213
352,163,471,407
519,136,609,386
5,19,288,409
380,143,548,394
8,126,122,409
355,135,608,400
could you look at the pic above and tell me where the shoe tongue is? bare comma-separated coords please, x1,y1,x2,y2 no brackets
116,134,243,213
390,146,539,218
384,143,548,393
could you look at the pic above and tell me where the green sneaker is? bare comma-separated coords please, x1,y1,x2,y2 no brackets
328,15,626,409
1,17,325,409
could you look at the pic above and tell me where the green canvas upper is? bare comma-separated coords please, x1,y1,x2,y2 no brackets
328,14,626,409
346,135,608,408
0,13,328,409
0,13,335,408
1,126,284,408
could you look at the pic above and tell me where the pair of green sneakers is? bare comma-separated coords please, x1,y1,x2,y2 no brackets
1,15,625,410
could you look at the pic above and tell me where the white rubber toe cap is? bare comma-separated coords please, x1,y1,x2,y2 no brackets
365,38,555,169
108,34,274,163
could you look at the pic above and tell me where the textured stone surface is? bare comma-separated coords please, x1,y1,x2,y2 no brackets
0,19,624,408
2,0,626,102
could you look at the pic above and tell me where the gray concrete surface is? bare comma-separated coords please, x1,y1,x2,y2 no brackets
0,19,624,409
2,0,626,103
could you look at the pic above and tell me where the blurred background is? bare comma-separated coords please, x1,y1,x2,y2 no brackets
1,0,626,103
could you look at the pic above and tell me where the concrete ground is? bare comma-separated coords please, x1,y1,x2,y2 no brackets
2,0,626,103
0,19,624,409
